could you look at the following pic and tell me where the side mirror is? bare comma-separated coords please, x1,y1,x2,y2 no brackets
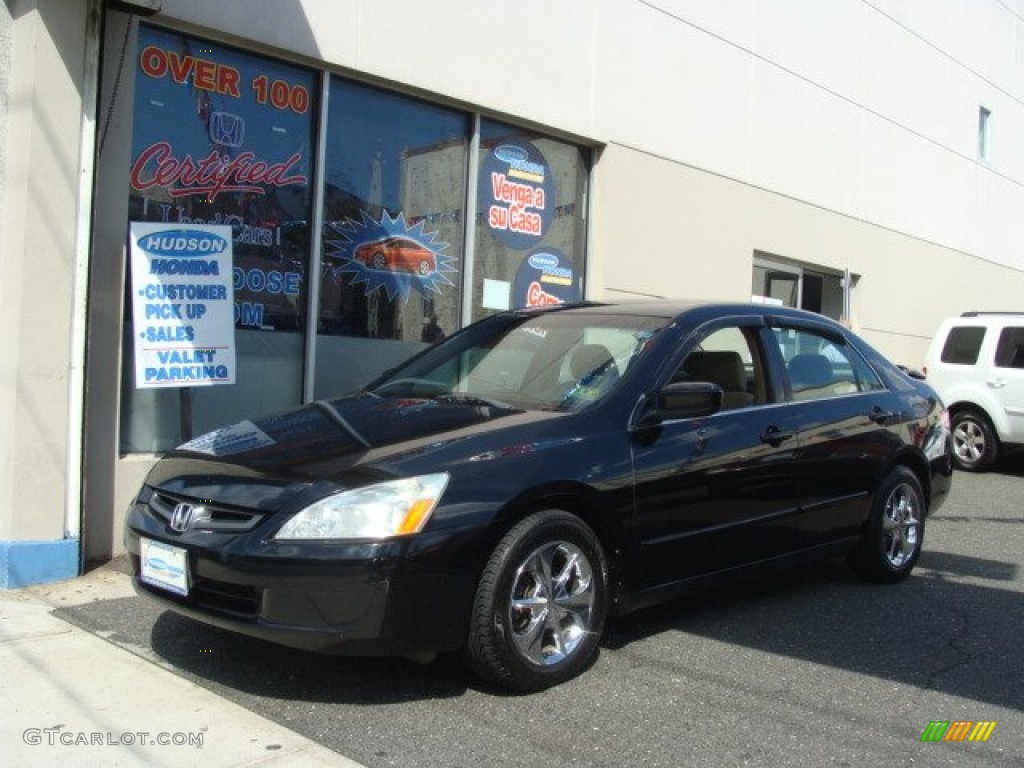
896,364,926,381
657,381,723,420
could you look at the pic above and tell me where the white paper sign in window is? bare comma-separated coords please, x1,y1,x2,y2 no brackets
129,222,237,388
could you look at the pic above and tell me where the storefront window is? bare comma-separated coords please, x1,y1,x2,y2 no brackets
471,120,589,321
118,28,591,453
314,79,467,399
121,26,316,452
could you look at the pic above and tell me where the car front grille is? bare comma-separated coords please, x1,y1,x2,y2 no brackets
136,487,267,620
148,489,264,533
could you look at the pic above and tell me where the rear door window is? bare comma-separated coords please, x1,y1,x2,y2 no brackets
940,326,986,365
994,327,1024,369
771,327,884,401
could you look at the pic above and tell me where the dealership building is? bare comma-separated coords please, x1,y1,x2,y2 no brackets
2,0,1022,586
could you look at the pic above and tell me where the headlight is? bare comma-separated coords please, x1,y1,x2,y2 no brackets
274,473,450,540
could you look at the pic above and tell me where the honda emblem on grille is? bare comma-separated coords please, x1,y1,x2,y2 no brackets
170,503,210,533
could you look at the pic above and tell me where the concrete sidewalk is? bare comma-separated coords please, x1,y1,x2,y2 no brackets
0,561,364,767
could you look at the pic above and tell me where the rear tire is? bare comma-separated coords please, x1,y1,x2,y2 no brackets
465,510,607,691
847,466,924,583
950,409,998,472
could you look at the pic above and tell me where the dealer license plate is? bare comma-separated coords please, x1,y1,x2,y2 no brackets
139,538,190,597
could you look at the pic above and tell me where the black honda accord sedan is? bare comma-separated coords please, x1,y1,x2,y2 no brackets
125,301,953,690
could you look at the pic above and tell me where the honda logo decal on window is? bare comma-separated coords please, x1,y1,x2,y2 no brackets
209,111,245,148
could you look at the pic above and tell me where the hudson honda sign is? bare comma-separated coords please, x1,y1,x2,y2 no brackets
129,223,236,388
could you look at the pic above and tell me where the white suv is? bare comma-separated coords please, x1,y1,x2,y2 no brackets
924,312,1024,471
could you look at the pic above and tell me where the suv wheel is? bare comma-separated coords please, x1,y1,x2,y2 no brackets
951,409,999,471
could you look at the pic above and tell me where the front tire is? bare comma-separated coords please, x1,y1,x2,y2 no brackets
466,510,608,691
847,466,924,583
951,409,998,471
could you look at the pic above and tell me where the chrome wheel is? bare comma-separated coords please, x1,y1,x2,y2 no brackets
848,466,925,583
882,482,920,569
508,541,595,667
466,510,607,690
951,410,997,471
952,419,985,464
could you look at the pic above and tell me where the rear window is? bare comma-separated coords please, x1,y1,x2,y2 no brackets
940,326,986,365
994,327,1024,368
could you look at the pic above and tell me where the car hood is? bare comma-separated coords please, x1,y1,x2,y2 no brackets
144,393,565,504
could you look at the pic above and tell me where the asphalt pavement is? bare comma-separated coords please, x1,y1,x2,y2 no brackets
2,468,1022,767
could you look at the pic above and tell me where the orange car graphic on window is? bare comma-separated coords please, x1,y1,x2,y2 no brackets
354,237,436,276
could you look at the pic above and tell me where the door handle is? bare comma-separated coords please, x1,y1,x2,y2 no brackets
869,407,897,424
760,425,794,446
987,378,1006,389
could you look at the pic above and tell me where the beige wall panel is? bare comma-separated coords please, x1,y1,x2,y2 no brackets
157,0,357,68
593,143,1024,368
162,0,599,141
2,1,86,542
592,145,753,304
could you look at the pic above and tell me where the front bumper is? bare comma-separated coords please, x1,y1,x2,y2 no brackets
124,497,481,656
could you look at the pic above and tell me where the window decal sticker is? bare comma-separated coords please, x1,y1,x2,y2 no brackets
480,141,554,251
324,210,458,301
513,248,580,308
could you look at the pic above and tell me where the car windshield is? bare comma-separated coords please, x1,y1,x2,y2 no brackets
369,311,666,411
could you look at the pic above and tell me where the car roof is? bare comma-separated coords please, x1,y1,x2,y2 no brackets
932,312,1024,333
958,311,1024,317
511,299,843,327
